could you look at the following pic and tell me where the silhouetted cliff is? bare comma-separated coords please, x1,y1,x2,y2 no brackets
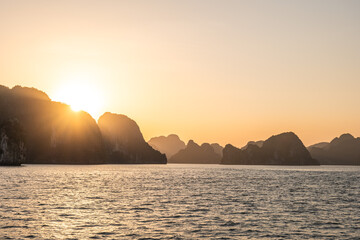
308,134,360,165
222,132,318,165
148,134,186,159
169,140,221,164
0,119,26,166
98,112,167,164
0,85,105,164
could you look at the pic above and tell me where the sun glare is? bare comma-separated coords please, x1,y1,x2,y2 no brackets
53,79,104,120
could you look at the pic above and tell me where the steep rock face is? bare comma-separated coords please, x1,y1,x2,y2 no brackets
0,85,105,164
308,134,360,165
47,108,105,164
169,140,221,164
0,119,26,166
98,112,166,164
261,132,316,165
222,132,318,165
148,134,186,159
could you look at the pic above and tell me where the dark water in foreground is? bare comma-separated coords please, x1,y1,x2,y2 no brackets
0,164,359,239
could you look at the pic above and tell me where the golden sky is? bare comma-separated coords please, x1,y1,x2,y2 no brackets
1,0,360,147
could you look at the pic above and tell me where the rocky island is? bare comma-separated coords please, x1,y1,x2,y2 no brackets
169,140,222,164
0,84,166,165
222,132,319,165
148,134,186,159
308,134,360,165
98,112,166,164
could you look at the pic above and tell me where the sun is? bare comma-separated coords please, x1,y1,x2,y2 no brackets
53,80,104,120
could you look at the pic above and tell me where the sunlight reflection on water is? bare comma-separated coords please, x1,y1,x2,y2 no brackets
0,164,359,239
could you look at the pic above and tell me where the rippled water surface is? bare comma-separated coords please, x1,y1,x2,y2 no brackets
0,164,359,239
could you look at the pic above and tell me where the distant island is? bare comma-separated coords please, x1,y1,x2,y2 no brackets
222,132,319,165
169,140,223,164
99,112,166,164
148,134,186,159
308,134,360,165
148,134,223,164
1,84,359,166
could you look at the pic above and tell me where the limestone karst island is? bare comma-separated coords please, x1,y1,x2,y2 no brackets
1,84,359,166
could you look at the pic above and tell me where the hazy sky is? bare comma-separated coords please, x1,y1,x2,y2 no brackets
1,0,360,147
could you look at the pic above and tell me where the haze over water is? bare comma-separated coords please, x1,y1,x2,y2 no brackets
1,164,359,239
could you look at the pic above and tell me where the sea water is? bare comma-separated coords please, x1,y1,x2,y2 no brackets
0,164,359,239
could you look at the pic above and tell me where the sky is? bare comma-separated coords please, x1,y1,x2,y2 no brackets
1,0,360,147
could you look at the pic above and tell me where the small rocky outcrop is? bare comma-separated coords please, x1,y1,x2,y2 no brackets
98,112,167,164
308,134,360,165
169,140,221,164
0,119,26,166
148,134,186,159
222,132,318,165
